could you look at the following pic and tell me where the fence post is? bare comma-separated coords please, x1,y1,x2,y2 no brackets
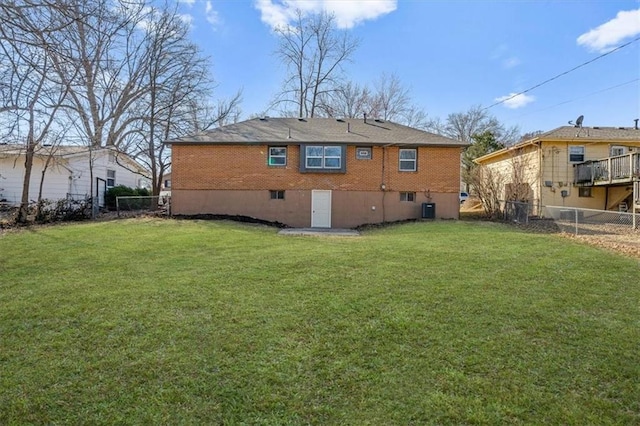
574,208,579,235
634,182,638,230
116,197,120,218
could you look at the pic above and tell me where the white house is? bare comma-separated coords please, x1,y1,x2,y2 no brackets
0,144,149,207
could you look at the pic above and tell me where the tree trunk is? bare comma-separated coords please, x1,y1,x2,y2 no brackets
17,142,35,223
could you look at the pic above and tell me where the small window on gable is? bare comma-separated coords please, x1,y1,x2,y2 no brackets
569,145,585,163
268,147,287,166
356,147,372,160
579,187,592,197
270,190,285,200
400,192,415,202
399,148,417,171
108,151,116,163
106,169,116,188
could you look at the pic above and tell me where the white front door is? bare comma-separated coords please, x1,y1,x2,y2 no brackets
311,190,332,228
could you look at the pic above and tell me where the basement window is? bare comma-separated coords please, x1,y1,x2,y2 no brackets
578,187,592,197
400,192,416,202
270,190,285,200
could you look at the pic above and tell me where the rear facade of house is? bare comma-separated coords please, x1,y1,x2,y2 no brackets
168,118,466,228
474,126,640,215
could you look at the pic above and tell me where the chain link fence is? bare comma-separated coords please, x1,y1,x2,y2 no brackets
545,206,639,235
504,201,534,224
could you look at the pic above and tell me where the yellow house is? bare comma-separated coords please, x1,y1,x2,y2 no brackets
474,126,640,215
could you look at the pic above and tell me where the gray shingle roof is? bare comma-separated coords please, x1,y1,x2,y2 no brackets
0,144,94,156
474,125,640,163
166,117,467,147
537,126,640,141
0,144,148,174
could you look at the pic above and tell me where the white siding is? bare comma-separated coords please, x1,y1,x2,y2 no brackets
0,157,73,205
0,150,147,206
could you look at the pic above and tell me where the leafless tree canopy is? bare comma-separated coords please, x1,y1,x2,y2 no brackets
1,0,242,204
272,10,359,118
426,105,520,146
315,73,430,129
0,0,77,221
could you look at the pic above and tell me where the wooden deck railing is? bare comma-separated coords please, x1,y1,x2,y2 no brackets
574,152,640,185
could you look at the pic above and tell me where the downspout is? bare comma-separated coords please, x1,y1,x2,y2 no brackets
604,187,609,210
381,145,387,223
537,141,542,216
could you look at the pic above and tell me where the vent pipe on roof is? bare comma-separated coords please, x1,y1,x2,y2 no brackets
634,119,638,130
287,127,291,139
363,112,367,124
347,122,350,133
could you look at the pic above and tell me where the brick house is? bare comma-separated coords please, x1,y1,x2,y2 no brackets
166,117,466,228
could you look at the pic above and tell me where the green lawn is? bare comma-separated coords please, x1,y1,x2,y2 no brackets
1,219,638,424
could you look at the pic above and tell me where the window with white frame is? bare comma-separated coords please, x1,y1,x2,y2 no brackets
268,147,287,166
610,146,626,156
300,145,345,172
568,145,585,163
399,192,415,202
399,148,417,171
108,151,116,163
269,190,285,200
106,169,116,188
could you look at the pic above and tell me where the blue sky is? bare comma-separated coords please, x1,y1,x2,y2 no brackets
175,0,640,134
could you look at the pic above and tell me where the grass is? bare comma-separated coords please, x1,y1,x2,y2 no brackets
1,218,639,424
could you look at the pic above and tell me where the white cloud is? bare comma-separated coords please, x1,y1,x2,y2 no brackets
577,8,640,52
255,0,397,30
179,0,196,6
205,1,220,26
491,44,521,69
490,43,508,60
502,56,521,69
179,13,194,28
494,93,535,109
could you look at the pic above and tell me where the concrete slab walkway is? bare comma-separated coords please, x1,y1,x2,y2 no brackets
278,228,360,236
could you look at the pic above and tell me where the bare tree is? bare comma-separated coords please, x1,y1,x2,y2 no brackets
0,1,72,223
467,151,537,219
272,10,359,118
316,81,370,118
369,73,411,121
426,105,520,146
118,5,243,196
2,0,242,213
465,164,504,219
317,73,430,128
42,0,151,148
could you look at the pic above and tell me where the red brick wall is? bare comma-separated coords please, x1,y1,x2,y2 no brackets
172,145,461,194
